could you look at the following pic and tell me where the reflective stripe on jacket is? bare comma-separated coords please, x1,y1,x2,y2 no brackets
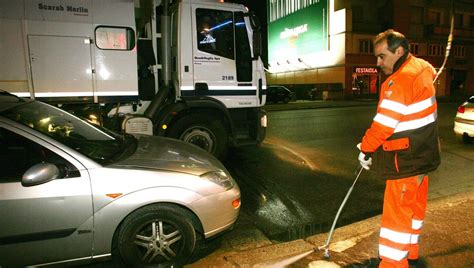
361,54,441,179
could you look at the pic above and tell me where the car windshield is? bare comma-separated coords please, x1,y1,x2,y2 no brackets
468,96,474,103
1,101,136,165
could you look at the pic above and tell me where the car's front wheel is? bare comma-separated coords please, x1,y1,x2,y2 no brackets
114,204,197,267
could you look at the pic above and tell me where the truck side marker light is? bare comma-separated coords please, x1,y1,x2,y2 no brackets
106,193,123,199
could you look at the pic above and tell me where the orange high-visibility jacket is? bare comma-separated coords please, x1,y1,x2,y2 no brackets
361,54,441,179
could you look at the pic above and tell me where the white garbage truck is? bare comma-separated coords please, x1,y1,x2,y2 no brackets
0,0,267,159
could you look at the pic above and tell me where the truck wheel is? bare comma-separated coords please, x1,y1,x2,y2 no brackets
168,114,228,159
114,204,196,267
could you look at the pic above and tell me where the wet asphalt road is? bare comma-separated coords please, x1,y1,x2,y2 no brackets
83,102,473,267
222,102,473,242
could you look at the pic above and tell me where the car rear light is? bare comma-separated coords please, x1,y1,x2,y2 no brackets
232,198,241,209
458,106,465,113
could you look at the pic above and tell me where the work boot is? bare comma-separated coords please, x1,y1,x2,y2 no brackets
408,257,428,268
365,257,380,268
350,257,380,268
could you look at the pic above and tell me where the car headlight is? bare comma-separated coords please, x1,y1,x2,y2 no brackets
200,170,235,190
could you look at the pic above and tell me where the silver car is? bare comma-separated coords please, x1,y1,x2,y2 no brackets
0,91,241,266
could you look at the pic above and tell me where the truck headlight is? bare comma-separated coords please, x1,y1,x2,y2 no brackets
200,170,235,190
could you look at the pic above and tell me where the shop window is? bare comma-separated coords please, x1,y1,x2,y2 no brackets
196,8,234,59
269,0,323,22
453,45,465,58
359,40,373,54
410,43,419,55
95,27,135,50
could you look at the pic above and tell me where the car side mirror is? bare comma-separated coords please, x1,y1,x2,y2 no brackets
22,163,60,187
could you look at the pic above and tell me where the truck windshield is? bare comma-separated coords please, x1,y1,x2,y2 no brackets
2,101,136,165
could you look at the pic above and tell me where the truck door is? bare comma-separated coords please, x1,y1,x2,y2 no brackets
190,7,257,108
28,35,94,101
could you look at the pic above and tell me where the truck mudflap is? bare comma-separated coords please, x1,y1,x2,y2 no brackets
226,106,266,148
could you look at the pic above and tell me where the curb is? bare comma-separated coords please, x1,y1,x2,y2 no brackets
188,190,474,267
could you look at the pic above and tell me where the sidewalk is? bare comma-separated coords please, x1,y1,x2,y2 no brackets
187,190,474,267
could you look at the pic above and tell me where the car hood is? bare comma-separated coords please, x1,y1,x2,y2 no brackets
109,135,224,176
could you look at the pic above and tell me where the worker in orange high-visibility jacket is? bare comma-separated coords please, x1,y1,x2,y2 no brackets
357,29,441,268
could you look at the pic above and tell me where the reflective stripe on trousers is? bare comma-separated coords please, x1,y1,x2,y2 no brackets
379,175,428,268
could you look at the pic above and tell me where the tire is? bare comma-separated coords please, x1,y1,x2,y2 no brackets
114,204,197,267
457,133,472,144
168,114,228,160
463,135,473,144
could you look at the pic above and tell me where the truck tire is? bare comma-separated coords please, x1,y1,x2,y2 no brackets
168,114,228,160
114,204,196,267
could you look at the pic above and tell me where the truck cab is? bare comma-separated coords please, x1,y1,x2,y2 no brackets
0,0,267,159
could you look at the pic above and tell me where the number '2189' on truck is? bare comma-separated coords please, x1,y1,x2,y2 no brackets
0,0,268,159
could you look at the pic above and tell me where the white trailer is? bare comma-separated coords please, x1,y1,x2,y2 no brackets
0,0,267,159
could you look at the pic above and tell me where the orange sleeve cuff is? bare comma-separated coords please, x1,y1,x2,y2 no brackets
361,121,395,153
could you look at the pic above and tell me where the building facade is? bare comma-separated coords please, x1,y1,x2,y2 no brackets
266,0,474,99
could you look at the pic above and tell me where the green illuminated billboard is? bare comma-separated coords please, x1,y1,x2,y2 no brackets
268,0,328,63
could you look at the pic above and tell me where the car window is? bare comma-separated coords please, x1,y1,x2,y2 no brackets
468,97,474,103
1,101,136,165
0,127,79,183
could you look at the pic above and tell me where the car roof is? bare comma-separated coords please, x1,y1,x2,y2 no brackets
0,90,28,112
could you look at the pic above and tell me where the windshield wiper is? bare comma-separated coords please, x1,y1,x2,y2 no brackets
111,134,138,162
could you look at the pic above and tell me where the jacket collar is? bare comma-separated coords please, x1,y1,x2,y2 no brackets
392,52,410,74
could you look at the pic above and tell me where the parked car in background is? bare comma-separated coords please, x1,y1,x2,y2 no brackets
267,85,294,103
454,95,474,143
0,90,241,267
